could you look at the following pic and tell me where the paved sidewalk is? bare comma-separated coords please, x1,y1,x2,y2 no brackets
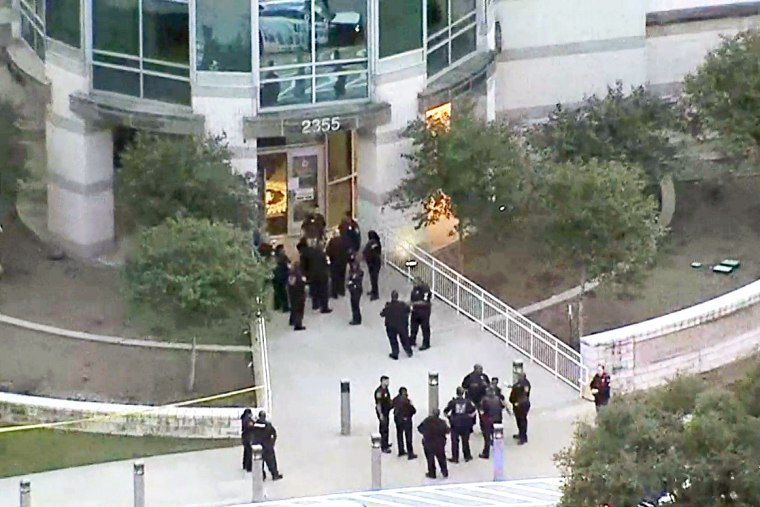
0,270,593,506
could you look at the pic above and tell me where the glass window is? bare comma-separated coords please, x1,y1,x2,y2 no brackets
93,66,141,96
427,0,448,35
196,0,251,72
425,0,477,77
143,0,189,64
451,26,476,63
258,0,369,109
46,0,80,48
451,0,476,23
93,0,139,55
143,75,191,105
378,0,422,59
426,45,448,77
261,152,288,236
20,0,45,59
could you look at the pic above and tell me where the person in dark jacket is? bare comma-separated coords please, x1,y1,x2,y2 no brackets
392,387,418,459
241,408,254,472
443,387,477,463
308,241,333,314
490,377,506,404
374,376,393,453
296,238,313,308
339,210,361,252
346,260,364,325
380,290,413,360
461,364,490,407
251,410,283,480
363,230,382,300
509,372,531,445
326,232,351,298
478,387,504,459
410,279,433,350
287,261,307,331
417,408,450,479
272,245,290,313
590,364,611,412
301,207,326,242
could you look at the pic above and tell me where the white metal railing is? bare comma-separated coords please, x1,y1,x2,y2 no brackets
254,315,273,417
380,230,588,393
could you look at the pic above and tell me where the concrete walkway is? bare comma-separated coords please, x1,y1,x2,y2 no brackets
0,270,593,507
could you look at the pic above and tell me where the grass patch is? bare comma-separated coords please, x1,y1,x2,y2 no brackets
0,426,235,478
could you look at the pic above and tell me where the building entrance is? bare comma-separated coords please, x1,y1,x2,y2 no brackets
261,131,356,238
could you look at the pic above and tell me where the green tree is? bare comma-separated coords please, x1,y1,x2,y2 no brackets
556,372,760,506
0,100,28,205
683,30,760,159
530,81,683,185
117,133,256,230
388,106,531,244
124,217,270,341
538,160,664,343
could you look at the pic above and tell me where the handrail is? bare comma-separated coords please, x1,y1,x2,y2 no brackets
255,315,273,417
379,230,588,393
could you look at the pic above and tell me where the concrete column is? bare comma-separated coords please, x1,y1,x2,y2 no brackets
133,462,145,507
370,433,382,490
340,379,351,436
19,479,30,507
492,423,505,481
251,445,264,502
428,371,439,415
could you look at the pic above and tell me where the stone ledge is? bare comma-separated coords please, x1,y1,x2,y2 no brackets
647,2,760,25
0,392,258,439
70,91,205,136
418,50,496,112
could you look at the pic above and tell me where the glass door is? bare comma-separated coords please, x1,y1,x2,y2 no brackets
326,131,357,228
287,147,325,236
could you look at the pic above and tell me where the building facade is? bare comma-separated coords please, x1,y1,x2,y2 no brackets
4,0,758,256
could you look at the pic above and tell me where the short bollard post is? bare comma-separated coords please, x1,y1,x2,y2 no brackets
340,379,351,436
133,462,145,507
19,479,31,507
370,433,382,490
492,424,505,481
428,371,439,415
251,445,264,502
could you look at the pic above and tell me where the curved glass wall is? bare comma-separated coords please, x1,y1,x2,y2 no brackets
20,0,45,60
46,0,81,47
426,0,477,77
258,0,369,109
92,0,190,105
196,0,251,72
378,0,423,59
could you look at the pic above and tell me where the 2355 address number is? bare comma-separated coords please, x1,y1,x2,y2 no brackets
301,116,341,134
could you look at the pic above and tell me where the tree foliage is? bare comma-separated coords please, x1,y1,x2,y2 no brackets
117,133,255,229
388,105,531,238
557,369,760,507
683,30,760,158
124,217,270,332
530,82,683,184
0,100,28,204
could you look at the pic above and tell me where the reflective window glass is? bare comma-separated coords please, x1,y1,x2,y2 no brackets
143,74,191,104
378,0,422,59
143,0,189,64
46,0,81,48
451,0,476,23
196,0,251,72
427,0,448,35
93,0,139,55
93,66,141,97
451,26,476,63
427,45,448,76
425,0,477,77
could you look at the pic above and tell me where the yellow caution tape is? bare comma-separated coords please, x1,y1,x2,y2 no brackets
0,384,265,434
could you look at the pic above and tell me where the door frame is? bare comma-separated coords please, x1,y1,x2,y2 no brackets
286,145,326,236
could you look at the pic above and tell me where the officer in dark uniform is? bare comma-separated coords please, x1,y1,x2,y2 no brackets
380,291,413,360
392,387,418,459
590,364,611,413
410,279,433,350
301,207,326,242
374,376,393,453
490,377,506,404
296,238,313,308
443,387,477,463
339,211,361,252
309,240,333,314
272,245,290,313
346,260,364,325
287,261,307,331
362,230,382,300
326,231,351,298
241,408,254,472
509,372,531,445
417,408,449,479
478,387,504,459
251,410,283,480
461,364,490,409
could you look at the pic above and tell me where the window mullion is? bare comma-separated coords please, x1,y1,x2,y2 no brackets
138,0,145,98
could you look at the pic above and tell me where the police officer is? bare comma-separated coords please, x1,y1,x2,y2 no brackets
309,240,332,314
380,291,413,360
590,364,611,413
392,387,418,459
251,410,283,480
410,279,433,350
272,245,290,313
461,364,490,409
339,210,361,253
490,377,506,404
374,376,393,453
478,387,504,459
326,231,351,298
509,372,531,445
287,261,307,331
241,408,254,472
362,230,382,300
443,387,476,463
346,260,364,325
301,207,326,242
417,408,450,479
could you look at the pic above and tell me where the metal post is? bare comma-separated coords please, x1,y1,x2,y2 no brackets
512,359,524,385
456,274,461,314
133,462,145,507
492,423,505,481
370,433,382,490
251,445,264,502
19,480,31,507
428,371,439,415
340,379,351,436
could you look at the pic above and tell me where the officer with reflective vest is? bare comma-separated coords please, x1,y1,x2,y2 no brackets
443,387,477,463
